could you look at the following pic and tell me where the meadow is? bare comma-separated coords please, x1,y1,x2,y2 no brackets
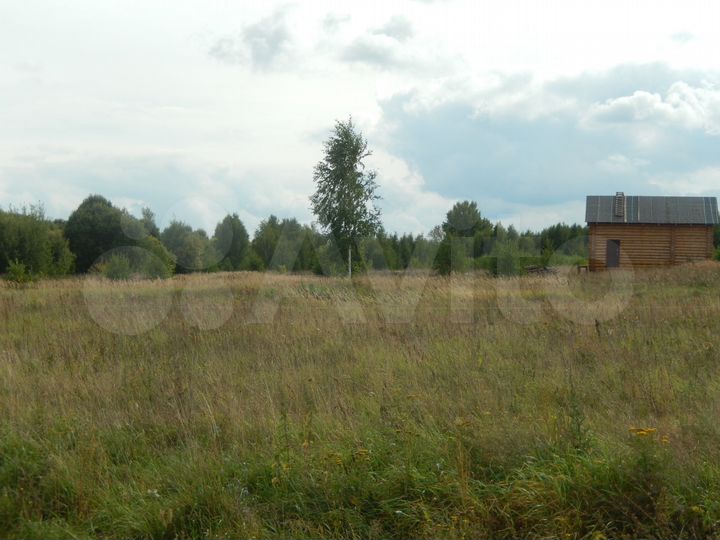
2,264,720,539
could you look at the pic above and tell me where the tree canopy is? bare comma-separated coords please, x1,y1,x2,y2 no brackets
214,213,249,270
65,195,126,272
310,117,381,275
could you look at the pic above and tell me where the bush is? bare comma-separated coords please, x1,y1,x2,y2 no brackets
0,207,74,277
241,249,265,271
4,259,34,284
92,244,175,281
137,236,175,278
101,254,133,280
474,255,497,275
715,248,720,261
46,228,75,276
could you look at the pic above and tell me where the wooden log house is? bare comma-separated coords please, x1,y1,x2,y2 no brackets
586,193,719,271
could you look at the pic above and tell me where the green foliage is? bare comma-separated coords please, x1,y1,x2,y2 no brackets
119,209,148,240
539,222,588,256
100,254,133,280
494,240,522,276
275,219,319,272
92,244,174,280
137,236,176,278
251,215,281,269
361,236,391,270
2,193,596,280
715,248,720,261
443,200,491,237
251,216,320,272
312,240,348,276
310,117,381,271
0,206,75,277
46,228,75,276
65,195,126,272
473,255,497,274
433,236,471,275
141,207,160,238
432,236,453,275
241,248,265,271
160,220,215,272
214,214,249,270
5,259,34,284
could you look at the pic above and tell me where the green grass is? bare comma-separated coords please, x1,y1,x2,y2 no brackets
1,264,720,538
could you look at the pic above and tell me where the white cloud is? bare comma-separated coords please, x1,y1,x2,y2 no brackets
649,166,720,195
585,81,720,134
208,7,293,69
368,150,454,234
373,16,414,42
597,154,650,174
670,31,695,44
2,0,720,235
322,13,351,33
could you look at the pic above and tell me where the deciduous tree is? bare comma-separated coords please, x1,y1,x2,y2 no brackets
310,117,381,277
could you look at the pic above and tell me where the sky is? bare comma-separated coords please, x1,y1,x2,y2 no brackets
1,0,719,235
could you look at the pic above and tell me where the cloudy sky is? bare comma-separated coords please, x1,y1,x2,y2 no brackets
1,0,719,234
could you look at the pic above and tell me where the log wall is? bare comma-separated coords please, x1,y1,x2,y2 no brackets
588,224,714,271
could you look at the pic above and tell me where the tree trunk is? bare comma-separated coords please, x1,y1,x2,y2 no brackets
348,244,352,279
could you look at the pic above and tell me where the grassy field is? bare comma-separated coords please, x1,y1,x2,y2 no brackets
2,264,720,539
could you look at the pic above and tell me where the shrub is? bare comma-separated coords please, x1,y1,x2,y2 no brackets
5,259,34,284
46,228,75,276
101,254,132,280
473,255,497,275
137,236,175,278
0,207,74,277
241,249,265,271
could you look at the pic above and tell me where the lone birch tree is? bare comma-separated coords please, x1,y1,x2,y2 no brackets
310,117,381,277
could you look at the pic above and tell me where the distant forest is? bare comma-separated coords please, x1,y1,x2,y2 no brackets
1,195,718,282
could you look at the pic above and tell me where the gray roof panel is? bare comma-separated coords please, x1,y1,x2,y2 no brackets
586,195,719,225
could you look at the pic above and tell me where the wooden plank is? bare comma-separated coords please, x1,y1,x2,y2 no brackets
588,224,713,270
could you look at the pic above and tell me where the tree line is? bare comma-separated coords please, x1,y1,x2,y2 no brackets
4,194,718,282
0,193,594,282
3,118,717,282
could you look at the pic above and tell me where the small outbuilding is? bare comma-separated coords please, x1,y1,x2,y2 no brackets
586,193,719,271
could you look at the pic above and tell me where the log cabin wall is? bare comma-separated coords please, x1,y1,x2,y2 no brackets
588,224,714,271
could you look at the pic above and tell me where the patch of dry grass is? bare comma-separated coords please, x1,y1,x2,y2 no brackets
1,263,720,538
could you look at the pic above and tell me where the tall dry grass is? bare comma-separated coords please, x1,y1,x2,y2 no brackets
1,263,720,538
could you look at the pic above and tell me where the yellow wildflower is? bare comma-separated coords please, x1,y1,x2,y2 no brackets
354,448,370,461
326,452,343,465
629,426,656,437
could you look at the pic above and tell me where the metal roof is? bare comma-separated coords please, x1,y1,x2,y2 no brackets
586,195,719,225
